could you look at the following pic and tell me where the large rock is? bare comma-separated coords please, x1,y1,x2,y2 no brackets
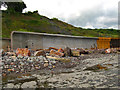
64,47,72,57
6,83,14,88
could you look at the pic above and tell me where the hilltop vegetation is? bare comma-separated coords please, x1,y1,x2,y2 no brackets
2,11,120,38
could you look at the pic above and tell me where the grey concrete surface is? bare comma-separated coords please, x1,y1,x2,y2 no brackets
11,31,98,49
0,38,11,50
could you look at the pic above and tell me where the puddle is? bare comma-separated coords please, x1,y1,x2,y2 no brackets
2,73,33,85
84,64,108,72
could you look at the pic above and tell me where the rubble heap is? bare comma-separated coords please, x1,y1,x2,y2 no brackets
1,47,120,83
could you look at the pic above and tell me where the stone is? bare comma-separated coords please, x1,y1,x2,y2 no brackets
6,83,14,88
14,84,20,88
44,63,49,67
44,60,49,63
7,52,16,56
21,81,37,88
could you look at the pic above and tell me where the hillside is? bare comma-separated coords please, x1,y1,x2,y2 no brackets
2,11,120,38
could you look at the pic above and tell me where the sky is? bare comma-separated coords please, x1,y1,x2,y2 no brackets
1,0,120,29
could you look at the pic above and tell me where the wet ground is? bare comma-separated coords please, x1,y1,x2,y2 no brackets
1,53,119,89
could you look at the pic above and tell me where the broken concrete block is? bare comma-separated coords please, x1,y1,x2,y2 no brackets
50,50,64,57
16,48,31,56
58,48,64,53
44,49,50,53
72,50,80,56
49,47,58,51
46,56,70,63
46,56,57,59
105,48,111,54
34,50,46,56
44,60,49,63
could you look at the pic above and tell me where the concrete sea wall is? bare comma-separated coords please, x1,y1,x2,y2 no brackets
11,31,98,49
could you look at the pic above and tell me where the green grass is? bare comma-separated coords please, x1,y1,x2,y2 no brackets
2,11,120,38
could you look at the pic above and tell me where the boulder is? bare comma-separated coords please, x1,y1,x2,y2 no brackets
64,47,72,57
6,83,14,88
21,81,37,88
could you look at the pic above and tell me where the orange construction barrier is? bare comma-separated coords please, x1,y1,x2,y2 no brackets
97,37,111,49
97,37,120,49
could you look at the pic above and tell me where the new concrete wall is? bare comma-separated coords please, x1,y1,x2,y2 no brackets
42,35,97,49
11,33,43,49
11,31,98,49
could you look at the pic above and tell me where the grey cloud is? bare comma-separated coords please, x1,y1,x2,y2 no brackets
66,5,118,29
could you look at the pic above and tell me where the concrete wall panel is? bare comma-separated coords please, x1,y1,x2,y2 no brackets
43,36,97,49
0,39,11,51
11,31,98,49
12,33,43,49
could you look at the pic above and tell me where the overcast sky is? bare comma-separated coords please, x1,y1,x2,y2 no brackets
3,0,120,29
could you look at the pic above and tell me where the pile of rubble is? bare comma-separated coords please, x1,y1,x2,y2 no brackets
1,47,120,78
1,46,120,88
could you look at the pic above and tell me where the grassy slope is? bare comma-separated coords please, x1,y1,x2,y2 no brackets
2,11,120,38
